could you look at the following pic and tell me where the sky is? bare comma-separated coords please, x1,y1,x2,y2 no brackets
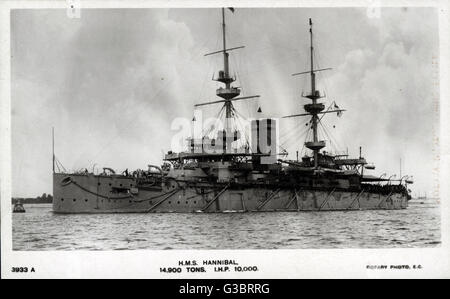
11,7,439,197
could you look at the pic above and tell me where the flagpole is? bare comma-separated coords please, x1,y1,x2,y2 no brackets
52,127,55,173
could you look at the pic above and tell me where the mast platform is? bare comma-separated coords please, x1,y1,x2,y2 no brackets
216,87,240,99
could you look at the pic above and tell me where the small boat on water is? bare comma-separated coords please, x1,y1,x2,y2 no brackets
13,202,26,213
416,191,427,204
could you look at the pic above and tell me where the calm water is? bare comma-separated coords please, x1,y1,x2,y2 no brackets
12,200,440,250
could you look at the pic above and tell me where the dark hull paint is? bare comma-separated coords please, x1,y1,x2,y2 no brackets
52,173,407,214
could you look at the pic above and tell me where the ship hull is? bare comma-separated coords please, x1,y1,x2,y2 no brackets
52,173,407,213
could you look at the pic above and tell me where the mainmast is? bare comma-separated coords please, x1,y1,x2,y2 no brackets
222,8,229,92
304,18,325,169
310,19,315,94
283,18,344,169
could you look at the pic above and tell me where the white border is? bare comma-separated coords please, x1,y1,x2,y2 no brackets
1,0,449,279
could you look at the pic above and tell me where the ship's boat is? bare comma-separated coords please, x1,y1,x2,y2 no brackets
52,9,412,213
13,202,26,213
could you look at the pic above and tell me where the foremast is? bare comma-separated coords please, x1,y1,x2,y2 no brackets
217,7,240,123
194,8,259,155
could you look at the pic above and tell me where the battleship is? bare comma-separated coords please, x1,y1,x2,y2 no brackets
52,9,413,213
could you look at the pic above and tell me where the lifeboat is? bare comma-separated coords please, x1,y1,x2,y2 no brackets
13,202,26,213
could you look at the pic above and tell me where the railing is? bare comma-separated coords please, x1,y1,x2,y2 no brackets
216,87,240,96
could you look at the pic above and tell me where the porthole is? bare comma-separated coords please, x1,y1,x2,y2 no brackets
73,198,76,202
85,199,88,202
168,201,171,204
98,182,101,186
61,198,64,202
177,201,180,204
130,184,133,187
185,201,188,204
120,184,122,186
194,201,197,204
129,200,132,203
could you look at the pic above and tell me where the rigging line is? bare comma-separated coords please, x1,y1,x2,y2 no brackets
278,145,288,154
232,63,256,122
315,42,334,98
317,122,328,145
282,120,309,145
301,126,312,156
232,107,250,144
202,104,225,138
283,122,311,146
317,101,337,123
320,122,337,152
55,159,62,172
278,143,291,156
216,105,226,134
231,108,239,133
280,118,311,141
241,62,252,118
317,112,337,145
55,157,67,172
282,137,302,152
312,48,332,109
235,111,252,147
232,104,249,121
239,37,254,117
231,106,250,146
198,64,214,105
280,129,299,145
197,28,221,102
85,24,222,167
279,123,302,142
283,119,309,137
319,123,332,151
237,116,251,145
313,50,329,102
85,86,169,167
298,42,310,95
213,105,226,135
234,68,254,120
319,119,341,153
315,50,325,91
315,45,339,113
323,121,343,153
280,140,295,153
279,120,302,138
316,116,328,140
280,128,298,146
282,122,311,148
280,125,306,146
